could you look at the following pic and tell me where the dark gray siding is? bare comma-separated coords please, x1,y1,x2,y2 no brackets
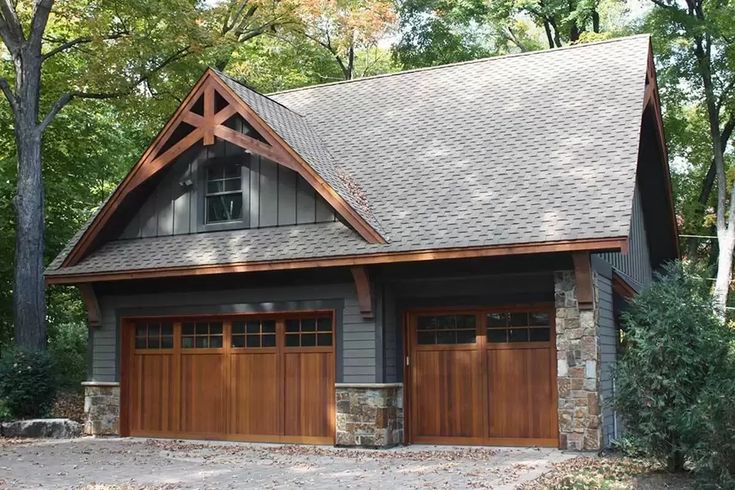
91,283,376,383
380,272,556,383
596,185,652,287
119,137,335,240
592,258,619,448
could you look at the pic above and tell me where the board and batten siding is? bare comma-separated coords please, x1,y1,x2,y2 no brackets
119,134,335,240
91,283,376,383
595,185,653,288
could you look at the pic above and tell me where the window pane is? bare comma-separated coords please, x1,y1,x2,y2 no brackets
285,319,300,333
436,330,455,344
207,180,224,193
301,334,316,347
232,321,245,335
510,312,529,326
529,312,550,326
182,323,195,335
195,322,209,335
530,328,551,342
262,334,276,347
224,178,241,192
417,332,435,345
262,320,276,333
210,322,223,335
231,336,245,348
136,325,146,337
509,328,529,342
161,336,173,349
148,322,160,336
317,333,332,346
285,335,300,347
224,165,241,178
210,336,223,348
246,321,260,334
487,313,508,328
182,336,194,348
195,336,209,348
246,335,261,348
456,330,476,344
148,337,160,349
161,323,173,336
207,194,242,222
135,337,146,349
301,319,316,332
317,318,332,332
487,329,508,343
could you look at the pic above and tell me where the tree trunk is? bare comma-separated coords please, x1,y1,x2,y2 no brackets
713,232,734,319
12,48,47,350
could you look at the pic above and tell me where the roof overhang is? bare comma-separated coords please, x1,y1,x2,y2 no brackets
46,236,627,285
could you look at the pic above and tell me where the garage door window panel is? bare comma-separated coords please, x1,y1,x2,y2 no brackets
181,321,223,349
284,317,333,348
486,311,551,347
416,314,477,345
135,321,174,350
231,319,276,348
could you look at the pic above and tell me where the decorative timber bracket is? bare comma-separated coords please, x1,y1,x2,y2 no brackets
572,252,594,311
78,284,102,327
351,266,374,319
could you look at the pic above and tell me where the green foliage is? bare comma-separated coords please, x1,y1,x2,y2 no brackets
614,261,732,472
0,399,11,422
0,348,57,419
48,290,88,392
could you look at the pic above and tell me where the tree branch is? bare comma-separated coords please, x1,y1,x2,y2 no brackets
0,76,17,112
42,30,130,61
0,0,25,47
649,0,678,9
28,0,54,52
36,45,191,133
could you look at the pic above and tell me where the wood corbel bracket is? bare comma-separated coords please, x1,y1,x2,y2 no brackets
572,252,594,311
78,284,102,327
351,266,374,319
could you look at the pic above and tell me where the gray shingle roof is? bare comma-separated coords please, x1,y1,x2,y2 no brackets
47,35,651,278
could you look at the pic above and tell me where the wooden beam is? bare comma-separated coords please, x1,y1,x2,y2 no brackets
78,284,101,327
203,84,215,145
351,267,373,319
212,125,292,169
128,128,203,189
612,272,637,300
572,252,594,311
46,237,627,285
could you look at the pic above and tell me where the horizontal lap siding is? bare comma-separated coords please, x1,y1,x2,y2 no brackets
595,266,618,448
93,283,376,383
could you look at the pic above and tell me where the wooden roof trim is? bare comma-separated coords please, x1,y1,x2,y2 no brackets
643,42,680,256
62,70,385,268
62,71,212,267
46,236,627,285
612,271,637,300
211,72,386,244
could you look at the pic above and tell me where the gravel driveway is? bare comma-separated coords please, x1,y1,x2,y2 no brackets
0,437,578,489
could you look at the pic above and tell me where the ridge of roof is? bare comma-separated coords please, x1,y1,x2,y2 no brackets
212,69,306,118
268,34,651,96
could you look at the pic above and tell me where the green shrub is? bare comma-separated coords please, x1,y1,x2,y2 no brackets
614,261,733,473
689,376,735,487
0,348,57,419
0,399,11,422
48,321,87,392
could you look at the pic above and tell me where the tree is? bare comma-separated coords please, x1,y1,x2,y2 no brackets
644,0,735,315
0,0,202,349
294,0,397,80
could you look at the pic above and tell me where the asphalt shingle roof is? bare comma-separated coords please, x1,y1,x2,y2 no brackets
47,35,651,277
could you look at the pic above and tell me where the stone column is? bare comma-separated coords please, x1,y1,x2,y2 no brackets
82,381,120,436
554,271,601,450
335,383,403,447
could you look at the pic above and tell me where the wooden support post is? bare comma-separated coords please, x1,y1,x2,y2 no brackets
572,252,594,311
351,266,374,319
203,84,215,146
78,284,102,327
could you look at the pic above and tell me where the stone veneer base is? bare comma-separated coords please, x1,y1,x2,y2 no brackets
82,381,120,436
335,383,403,448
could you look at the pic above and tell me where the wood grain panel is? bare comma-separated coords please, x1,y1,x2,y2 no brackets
283,351,334,440
129,353,177,434
229,352,280,436
412,348,483,439
180,353,227,435
487,347,557,440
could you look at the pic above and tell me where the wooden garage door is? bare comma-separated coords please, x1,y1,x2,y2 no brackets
121,314,335,444
408,307,558,447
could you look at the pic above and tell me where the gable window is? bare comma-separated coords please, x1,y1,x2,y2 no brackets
206,163,243,223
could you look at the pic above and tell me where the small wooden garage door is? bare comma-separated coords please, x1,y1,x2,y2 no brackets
121,314,335,444
408,307,558,447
